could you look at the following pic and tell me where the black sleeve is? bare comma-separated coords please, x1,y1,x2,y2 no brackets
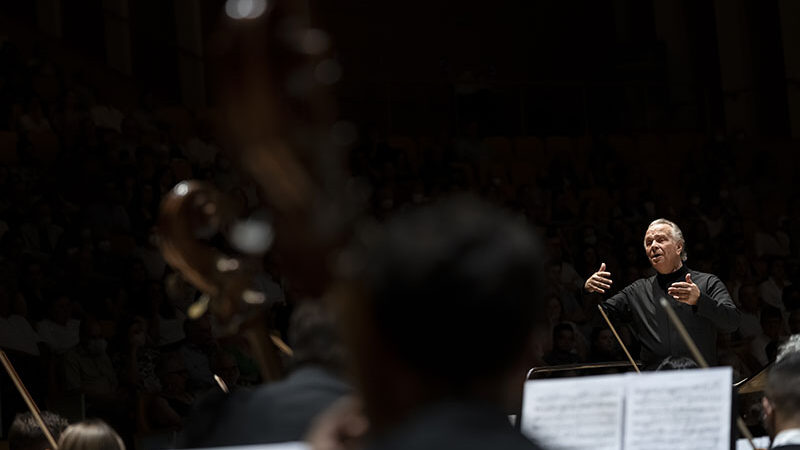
601,282,638,324
695,274,741,333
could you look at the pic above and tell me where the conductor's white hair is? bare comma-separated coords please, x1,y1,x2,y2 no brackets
778,334,800,362
647,218,687,261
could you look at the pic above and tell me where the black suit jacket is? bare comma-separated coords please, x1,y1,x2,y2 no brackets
179,365,351,447
602,268,740,366
367,401,544,450
772,445,800,450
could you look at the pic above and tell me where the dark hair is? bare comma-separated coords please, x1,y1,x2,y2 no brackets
655,356,699,371
766,352,800,418
288,302,345,372
9,411,69,450
356,196,543,380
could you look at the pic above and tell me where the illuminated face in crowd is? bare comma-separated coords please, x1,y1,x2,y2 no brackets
643,223,684,275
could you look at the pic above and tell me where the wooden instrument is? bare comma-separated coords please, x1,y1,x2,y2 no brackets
157,0,358,382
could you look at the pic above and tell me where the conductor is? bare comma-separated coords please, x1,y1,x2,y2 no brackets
585,219,740,368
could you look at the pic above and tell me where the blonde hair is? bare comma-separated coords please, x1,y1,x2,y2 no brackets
647,218,687,261
57,420,124,450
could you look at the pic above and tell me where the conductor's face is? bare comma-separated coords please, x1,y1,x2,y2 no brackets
643,224,683,274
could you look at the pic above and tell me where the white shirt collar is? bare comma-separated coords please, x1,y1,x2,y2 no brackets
772,428,800,448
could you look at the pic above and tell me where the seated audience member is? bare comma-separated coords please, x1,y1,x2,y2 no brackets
737,282,764,341
62,317,123,418
179,302,350,446
178,314,216,392
149,352,194,430
0,286,42,356
586,326,622,363
751,306,785,367
762,351,800,449
8,411,69,450
543,322,583,366
314,197,546,449
57,420,125,450
0,287,45,435
759,258,791,312
113,316,161,394
36,293,80,354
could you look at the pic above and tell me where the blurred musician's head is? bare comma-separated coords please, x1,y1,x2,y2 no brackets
337,195,544,431
763,351,800,440
9,411,68,450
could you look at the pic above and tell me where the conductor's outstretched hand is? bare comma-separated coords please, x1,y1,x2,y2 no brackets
668,273,700,305
585,263,613,294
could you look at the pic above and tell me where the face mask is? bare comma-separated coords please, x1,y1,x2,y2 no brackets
87,338,107,356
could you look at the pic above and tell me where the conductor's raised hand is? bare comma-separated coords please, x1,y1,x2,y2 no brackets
585,263,613,293
668,273,700,305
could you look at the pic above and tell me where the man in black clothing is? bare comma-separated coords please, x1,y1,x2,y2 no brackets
329,196,545,450
762,351,800,449
585,218,740,367
178,302,351,447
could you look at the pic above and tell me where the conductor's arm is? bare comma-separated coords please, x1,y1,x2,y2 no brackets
695,275,741,332
669,273,740,332
586,263,633,323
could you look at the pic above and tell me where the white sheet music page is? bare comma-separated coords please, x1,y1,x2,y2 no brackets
185,444,310,450
623,367,732,450
521,374,625,450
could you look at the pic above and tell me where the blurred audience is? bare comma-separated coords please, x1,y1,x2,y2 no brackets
0,28,797,446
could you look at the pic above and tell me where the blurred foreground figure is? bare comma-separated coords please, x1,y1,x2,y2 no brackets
57,420,125,450
762,350,800,449
326,196,545,450
8,411,68,450
179,302,350,447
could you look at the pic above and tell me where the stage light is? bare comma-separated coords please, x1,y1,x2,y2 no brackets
225,0,268,20
230,218,274,254
174,182,189,196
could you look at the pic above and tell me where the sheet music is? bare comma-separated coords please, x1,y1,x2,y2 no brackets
521,374,625,450
623,367,732,450
186,443,310,450
736,436,769,450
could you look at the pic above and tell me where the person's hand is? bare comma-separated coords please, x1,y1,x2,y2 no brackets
307,396,369,450
585,263,612,293
668,273,700,305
